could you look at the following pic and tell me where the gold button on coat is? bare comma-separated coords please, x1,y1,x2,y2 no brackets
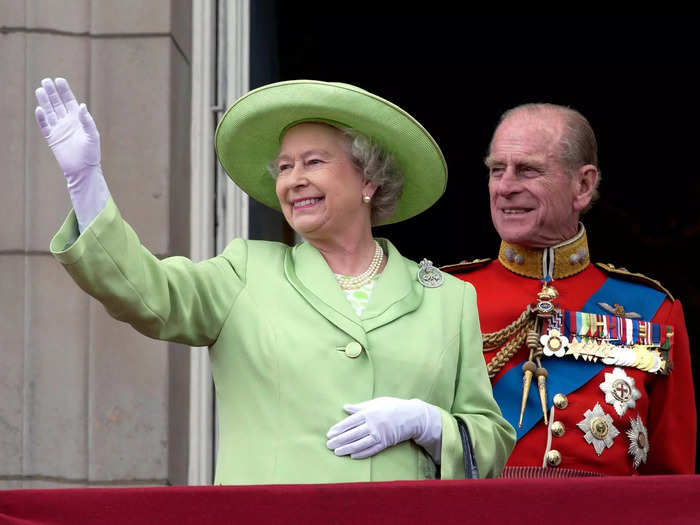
553,393,568,409
551,421,565,438
344,342,362,358
546,449,562,467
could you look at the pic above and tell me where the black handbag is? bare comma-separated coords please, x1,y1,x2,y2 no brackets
457,418,479,479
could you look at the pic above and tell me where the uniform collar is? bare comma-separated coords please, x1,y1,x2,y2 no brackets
498,224,590,280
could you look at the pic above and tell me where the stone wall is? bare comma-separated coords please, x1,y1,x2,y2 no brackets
0,0,192,488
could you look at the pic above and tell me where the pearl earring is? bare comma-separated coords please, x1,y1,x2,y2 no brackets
362,194,371,204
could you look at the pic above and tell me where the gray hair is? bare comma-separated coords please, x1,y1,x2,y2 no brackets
268,124,404,225
494,103,601,212
340,128,404,225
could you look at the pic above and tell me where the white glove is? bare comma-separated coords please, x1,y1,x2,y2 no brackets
35,77,110,232
326,397,442,463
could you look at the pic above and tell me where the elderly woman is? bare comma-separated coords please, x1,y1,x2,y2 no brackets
35,78,514,485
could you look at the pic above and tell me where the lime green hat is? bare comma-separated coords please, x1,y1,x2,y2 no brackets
214,80,447,225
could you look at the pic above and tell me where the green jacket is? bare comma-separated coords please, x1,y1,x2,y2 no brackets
51,198,515,485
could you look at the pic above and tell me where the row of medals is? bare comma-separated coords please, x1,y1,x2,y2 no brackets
563,337,667,374
535,286,668,375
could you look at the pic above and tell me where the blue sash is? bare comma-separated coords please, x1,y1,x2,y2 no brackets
492,276,666,440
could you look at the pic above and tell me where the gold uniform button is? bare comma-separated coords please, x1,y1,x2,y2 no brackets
344,342,363,358
546,449,562,467
553,393,568,410
551,421,565,438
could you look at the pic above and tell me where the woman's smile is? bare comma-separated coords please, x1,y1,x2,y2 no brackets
293,197,324,209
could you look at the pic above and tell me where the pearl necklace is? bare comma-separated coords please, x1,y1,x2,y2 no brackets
334,241,384,290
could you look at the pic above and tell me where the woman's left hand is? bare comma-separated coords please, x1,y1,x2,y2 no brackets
326,397,442,462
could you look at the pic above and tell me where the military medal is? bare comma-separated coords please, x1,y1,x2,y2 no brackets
534,285,558,316
648,350,663,373
577,403,620,455
626,415,650,469
541,329,569,357
565,337,585,359
559,310,673,374
417,259,443,288
599,368,641,417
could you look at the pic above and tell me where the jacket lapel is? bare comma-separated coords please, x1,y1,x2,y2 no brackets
361,239,423,332
284,241,368,347
284,239,424,341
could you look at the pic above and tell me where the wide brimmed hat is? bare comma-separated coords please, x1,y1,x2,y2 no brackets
214,80,447,225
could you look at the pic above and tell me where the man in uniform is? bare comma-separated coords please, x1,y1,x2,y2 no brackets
442,103,696,476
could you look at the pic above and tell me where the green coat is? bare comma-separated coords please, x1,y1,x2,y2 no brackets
51,198,515,485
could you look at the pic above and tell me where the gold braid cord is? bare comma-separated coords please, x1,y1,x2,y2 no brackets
483,309,536,378
482,308,531,349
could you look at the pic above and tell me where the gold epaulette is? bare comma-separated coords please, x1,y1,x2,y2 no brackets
440,258,492,274
596,262,675,301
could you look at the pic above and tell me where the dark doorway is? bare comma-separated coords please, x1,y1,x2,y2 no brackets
252,11,700,471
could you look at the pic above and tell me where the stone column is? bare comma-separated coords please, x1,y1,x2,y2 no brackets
0,0,192,488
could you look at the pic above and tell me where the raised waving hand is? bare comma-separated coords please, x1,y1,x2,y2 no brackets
35,77,109,232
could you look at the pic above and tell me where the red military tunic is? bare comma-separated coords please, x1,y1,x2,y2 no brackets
443,226,696,477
